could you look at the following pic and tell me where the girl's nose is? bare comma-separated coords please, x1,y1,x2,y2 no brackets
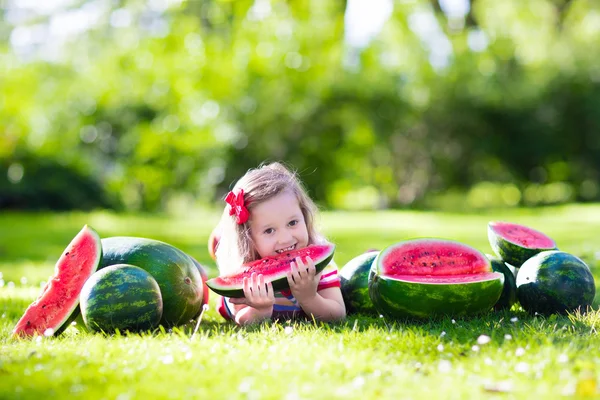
277,229,294,245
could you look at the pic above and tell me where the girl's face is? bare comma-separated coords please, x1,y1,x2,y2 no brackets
249,190,309,258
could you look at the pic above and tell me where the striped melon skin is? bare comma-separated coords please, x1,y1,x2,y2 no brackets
516,251,595,315
488,221,557,267
340,251,379,315
81,264,163,333
369,273,504,319
487,255,518,311
369,239,504,319
101,237,204,327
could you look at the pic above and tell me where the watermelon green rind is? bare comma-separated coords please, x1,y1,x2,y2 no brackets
516,251,596,315
206,244,336,298
486,255,518,311
12,225,102,337
369,238,503,319
81,264,163,333
369,272,504,319
340,251,379,315
488,221,557,267
100,237,204,327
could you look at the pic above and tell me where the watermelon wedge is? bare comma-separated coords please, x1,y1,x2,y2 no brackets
488,221,557,267
206,244,335,298
12,225,102,337
369,239,504,319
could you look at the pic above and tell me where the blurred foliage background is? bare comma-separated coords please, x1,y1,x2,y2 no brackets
1,0,600,212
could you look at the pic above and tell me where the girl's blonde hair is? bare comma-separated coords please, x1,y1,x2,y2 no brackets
215,162,325,275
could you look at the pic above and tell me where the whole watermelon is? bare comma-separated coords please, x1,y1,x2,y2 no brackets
101,237,204,327
80,264,163,333
340,251,379,315
487,255,518,311
516,251,595,315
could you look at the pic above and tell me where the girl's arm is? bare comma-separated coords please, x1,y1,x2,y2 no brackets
296,287,346,322
228,273,275,325
287,256,347,322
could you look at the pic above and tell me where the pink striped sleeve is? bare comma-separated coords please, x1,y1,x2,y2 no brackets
317,261,341,291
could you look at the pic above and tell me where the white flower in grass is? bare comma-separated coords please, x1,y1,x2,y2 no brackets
20,277,28,285
352,376,366,388
510,317,518,323
515,362,529,373
284,326,294,335
472,345,480,352
451,319,456,324
160,354,174,365
477,335,491,345
504,334,512,340
440,331,446,337
484,357,493,366
7,281,15,289
558,354,569,363
43,328,54,337
437,344,444,352
515,347,525,357
438,360,452,373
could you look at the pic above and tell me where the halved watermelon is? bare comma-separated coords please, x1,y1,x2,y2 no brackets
206,244,335,298
12,225,102,337
369,239,504,319
488,221,557,267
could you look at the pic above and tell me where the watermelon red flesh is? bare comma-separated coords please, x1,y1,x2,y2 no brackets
490,222,555,249
488,221,557,267
206,244,335,298
378,239,491,276
12,225,102,337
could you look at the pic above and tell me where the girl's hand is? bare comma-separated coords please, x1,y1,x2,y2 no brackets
229,272,275,312
287,256,319,303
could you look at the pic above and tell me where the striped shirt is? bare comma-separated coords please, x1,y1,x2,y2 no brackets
218,261,341,321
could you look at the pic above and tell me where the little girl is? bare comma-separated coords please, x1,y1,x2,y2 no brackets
215,162,346,325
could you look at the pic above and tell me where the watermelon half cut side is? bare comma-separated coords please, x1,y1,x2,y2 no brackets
369,239,504,319
12,225,102,337
206,243,335,298
488,221,557,267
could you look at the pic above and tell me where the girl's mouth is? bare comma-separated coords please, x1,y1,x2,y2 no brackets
275,244,296,254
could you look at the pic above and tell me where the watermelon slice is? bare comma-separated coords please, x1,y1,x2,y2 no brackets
12,225,102,337
369,239,504,319
206,244,335,298
488,221,557,267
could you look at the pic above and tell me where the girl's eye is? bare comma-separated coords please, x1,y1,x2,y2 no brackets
289,220,298,227
264,228,274,235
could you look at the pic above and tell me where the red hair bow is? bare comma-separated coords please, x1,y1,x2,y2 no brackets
225,189,249,224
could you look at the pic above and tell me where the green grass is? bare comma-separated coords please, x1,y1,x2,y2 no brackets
1,205,599,399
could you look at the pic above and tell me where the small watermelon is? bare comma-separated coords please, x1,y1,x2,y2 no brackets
369,239,504,319
80,264,163,333
486,255,518,311
206,244,335,298
488,221,557,267
516,251,596,315
101,237,204,327
13,225,102,337
340,251,379,315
